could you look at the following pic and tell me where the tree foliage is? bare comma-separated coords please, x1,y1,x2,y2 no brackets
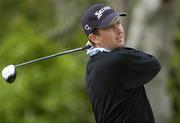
0,0,93,123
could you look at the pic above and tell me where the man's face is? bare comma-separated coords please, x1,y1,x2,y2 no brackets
92,21,125,50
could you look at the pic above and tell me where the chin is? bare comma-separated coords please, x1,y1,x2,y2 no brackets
113,45,123,49
118,41,124,47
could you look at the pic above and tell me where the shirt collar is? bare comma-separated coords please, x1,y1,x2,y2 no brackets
87,46,110,56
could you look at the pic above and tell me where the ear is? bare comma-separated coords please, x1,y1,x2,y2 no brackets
88,34,99,45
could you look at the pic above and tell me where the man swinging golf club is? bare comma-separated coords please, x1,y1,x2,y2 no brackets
82,3,161,123
1,2,161,123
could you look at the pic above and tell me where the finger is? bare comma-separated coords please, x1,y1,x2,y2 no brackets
86,40,93,46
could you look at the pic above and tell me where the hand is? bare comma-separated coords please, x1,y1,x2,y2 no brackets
86,40,93,46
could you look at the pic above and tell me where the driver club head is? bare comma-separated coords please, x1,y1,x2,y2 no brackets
2,65,16,83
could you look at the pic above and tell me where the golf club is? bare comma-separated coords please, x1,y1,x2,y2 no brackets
2,45,91,83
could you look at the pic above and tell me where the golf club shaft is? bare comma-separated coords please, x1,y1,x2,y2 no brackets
15,45,91,68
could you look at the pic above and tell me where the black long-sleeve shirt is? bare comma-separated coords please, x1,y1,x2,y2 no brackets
86,47,161,123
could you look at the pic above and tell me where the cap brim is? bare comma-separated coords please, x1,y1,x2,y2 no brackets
97,12,127,29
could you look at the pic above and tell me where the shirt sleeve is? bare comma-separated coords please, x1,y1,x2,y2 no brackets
111,47,161,89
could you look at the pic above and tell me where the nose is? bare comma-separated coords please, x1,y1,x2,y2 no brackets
114,24,123,34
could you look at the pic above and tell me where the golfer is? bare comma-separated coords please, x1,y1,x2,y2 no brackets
81,3,161,123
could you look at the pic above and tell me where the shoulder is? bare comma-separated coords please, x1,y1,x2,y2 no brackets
111,47,138,54
111,47,152,58
88,47,136,60
88,47,132,66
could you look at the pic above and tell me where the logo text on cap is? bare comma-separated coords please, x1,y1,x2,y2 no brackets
95,6,111,20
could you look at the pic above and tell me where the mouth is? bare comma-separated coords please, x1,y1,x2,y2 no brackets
116,33,124,40
116,37,124,42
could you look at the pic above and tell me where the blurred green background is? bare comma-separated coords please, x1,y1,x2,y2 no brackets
0,0,179,123
0,0,94,123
